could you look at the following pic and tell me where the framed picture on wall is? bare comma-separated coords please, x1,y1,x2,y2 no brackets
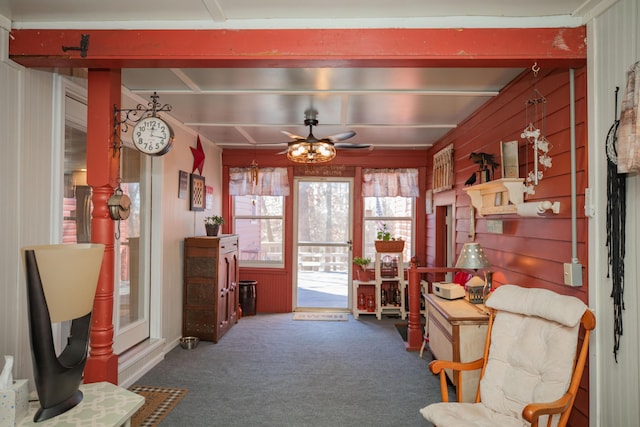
190,174,205,211
205,185,213,210
178,170,189,199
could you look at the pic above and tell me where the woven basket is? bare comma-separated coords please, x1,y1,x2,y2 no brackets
375,240,405,253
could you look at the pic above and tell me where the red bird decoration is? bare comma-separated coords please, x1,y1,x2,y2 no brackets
190,136,205,175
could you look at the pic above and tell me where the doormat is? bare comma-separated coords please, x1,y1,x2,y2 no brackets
292,312,348,321
129,385,188,427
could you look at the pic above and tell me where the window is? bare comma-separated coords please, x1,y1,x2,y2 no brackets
363,196,414,262
234,195,284,267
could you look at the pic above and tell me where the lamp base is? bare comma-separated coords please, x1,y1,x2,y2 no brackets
34,390,83,422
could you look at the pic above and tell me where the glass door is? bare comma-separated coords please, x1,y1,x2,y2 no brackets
113,146,151,354
294,178,353,310
62,87,150,355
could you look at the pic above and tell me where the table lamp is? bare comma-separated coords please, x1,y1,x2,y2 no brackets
22,243,104,422
455,243,491,303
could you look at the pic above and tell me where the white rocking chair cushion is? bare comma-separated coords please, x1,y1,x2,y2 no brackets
420,402,527,427
480,311,579,425
485,284,587,328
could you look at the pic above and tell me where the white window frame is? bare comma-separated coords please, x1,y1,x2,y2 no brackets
363,196,415,264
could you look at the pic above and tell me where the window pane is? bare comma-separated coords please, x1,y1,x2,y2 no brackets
364,220,412,261
364,196,413,217
235,195,283,216
297,181,349,243
234,194,285,267
363,196,414,263
236,218,283,263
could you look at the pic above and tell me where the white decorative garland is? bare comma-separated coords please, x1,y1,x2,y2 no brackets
521,123,553,195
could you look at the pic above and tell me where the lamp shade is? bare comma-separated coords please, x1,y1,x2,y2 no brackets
455,243,490,270
23,243,104,323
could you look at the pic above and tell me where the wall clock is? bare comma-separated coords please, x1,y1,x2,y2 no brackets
132,116,174,156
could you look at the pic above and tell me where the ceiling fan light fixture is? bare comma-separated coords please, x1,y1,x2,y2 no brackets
287,141,336,163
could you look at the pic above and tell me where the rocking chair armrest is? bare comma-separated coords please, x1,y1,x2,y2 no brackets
429,358,484,375
522,393,573,427
429,359,485,403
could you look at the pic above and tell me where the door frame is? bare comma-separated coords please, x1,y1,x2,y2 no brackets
292,176,354,311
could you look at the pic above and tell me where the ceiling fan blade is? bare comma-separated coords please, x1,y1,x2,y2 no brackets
335,142,372,150
281,130,306,141
326,131,356,142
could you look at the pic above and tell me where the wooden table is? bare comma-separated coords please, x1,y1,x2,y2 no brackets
18,382,144,427
424,293,489,402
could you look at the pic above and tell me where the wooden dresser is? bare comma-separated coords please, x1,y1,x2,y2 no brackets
183,235,239,342
425,293,489,402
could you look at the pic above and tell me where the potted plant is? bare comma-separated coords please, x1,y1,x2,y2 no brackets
353,256,372,282
375,223,404,252
204,215,224,236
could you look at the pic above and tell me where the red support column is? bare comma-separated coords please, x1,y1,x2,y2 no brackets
405,258,423,351
84,69,121,384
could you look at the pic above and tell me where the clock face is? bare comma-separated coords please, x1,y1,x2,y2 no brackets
132,116,174,156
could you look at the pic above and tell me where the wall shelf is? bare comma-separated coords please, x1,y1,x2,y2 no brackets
463,178,524,216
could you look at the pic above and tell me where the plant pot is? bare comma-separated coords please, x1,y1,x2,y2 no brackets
355,268,372,282
205,224,220,236
375,240,405,253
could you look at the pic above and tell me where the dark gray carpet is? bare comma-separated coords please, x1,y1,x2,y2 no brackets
134,313,445,426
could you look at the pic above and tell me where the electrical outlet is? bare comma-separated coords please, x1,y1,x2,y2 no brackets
564,262,583,287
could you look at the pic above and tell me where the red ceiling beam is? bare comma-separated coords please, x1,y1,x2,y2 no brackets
9,27,586,69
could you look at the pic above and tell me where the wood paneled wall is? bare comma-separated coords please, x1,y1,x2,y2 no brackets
425,66,590,426
426,67,589,302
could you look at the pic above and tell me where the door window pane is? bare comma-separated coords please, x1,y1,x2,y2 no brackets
117,147,144,329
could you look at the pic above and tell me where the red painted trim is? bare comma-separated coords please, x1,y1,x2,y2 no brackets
9,28,586,68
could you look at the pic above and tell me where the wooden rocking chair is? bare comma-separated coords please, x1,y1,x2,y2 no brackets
420,285,595,427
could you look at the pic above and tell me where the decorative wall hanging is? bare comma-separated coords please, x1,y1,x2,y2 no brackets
425,190,433,214
617,61,640,173
190,135,205,176
250,159,259,186
190,174,205,211
465,152,499,185
521,63,553,195
107,181,131,239
432,144,454,192
605,86,627,362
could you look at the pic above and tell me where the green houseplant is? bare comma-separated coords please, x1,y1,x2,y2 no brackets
204,215,224,236
353,256,372,282
375,223,404,252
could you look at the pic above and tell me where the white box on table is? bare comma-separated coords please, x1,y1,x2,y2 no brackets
0,379,29,427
